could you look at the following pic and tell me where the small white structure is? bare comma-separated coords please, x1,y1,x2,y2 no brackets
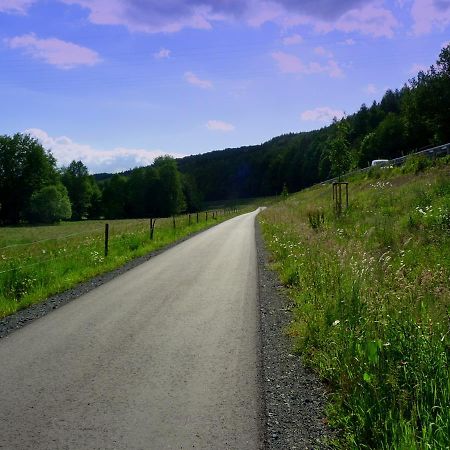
371,159,389,166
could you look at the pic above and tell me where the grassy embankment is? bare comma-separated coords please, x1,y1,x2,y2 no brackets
260,156,450,449
0,208,253,319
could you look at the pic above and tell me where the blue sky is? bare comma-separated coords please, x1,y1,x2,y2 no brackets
1,0,449,173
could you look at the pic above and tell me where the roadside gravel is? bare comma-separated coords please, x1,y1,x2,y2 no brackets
256,222,333,449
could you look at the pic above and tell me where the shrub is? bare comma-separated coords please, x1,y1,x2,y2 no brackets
28,184,72,224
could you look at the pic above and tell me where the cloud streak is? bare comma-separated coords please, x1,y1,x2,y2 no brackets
411,0,450,34
184,71,213,89
0,0,36,14
282,33,303,45
53,0,398,37
271,51,343,77
206,120,235,132
5,33,100,69
154,48,171,59
301,106,345,122
26,128,185,173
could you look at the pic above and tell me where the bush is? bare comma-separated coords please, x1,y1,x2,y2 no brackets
402,154,432,174
28,184,72,224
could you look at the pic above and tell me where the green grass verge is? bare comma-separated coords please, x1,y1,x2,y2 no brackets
0,209,250,319
260,161,450,449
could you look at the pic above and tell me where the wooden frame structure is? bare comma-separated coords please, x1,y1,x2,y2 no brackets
332,182,349,215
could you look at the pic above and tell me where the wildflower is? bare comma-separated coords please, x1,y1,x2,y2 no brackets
332,320,340,326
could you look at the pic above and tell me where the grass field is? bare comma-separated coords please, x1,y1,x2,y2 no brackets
0,209,246,319
260,158,450,448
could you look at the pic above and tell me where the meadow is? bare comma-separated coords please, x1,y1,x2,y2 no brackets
260,157,450,448
0,209,241,319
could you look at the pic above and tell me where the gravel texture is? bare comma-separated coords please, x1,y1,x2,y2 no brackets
256,222,333,449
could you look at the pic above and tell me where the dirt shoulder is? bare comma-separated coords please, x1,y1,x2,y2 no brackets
256,221,333,449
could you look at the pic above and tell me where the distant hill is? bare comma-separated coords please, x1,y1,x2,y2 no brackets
94,44,450,202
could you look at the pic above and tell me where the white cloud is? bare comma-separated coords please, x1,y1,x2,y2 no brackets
0,0,35,14
365,83,377,94
25,128,185,173
409,63,428,74
154,48,171,59
206,120,235,132
309,3,399,37
271,51,304,73
184,71,213,89
282,34,303,45
343,38,356,45
412,0,450,34
57,0,397,38
5,33,100,69
314,46,333,57
271,51,344,78
301,107,345,122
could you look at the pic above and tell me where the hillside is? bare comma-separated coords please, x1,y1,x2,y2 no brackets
259,157,450,448
94,44,450,205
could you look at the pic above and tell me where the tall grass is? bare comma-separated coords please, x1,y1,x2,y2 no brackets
260,163,450,448
0,210,242,318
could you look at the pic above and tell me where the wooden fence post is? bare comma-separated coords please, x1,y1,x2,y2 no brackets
150,218,156,240
104,223,109,257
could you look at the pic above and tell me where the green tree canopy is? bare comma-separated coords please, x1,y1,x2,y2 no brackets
61,160,96,220
152,156,186,217
0,133,58,224
27,184,72,224
325,119,352,180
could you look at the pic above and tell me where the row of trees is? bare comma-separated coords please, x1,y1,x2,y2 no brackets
177,44,450,199
2,45,449,224
0,134,199,224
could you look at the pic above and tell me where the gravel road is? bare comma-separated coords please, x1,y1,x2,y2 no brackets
0,210,331,449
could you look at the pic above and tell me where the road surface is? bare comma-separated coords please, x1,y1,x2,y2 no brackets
0,210,263,450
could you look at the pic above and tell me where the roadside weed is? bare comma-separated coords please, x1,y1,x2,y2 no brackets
261,163,450,449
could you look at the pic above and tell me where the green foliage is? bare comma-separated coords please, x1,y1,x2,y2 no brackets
175,44,450,200
61,160,97,220
402,154,432,174
261,162,450,449
153,156,186,217
307,208,325,230
28,184,72,224
182,173,203,213
102,174,128,219
325,119,352,180
0,133,58,224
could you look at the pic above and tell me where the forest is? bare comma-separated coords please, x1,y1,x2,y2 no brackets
0,44,449,225
178,44,450,200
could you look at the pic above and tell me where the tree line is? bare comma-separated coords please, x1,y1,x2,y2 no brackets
177,44,450,199
0,138,201,225
1,44,449,224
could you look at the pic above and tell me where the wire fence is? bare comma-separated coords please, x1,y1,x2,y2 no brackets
0,208,237,302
